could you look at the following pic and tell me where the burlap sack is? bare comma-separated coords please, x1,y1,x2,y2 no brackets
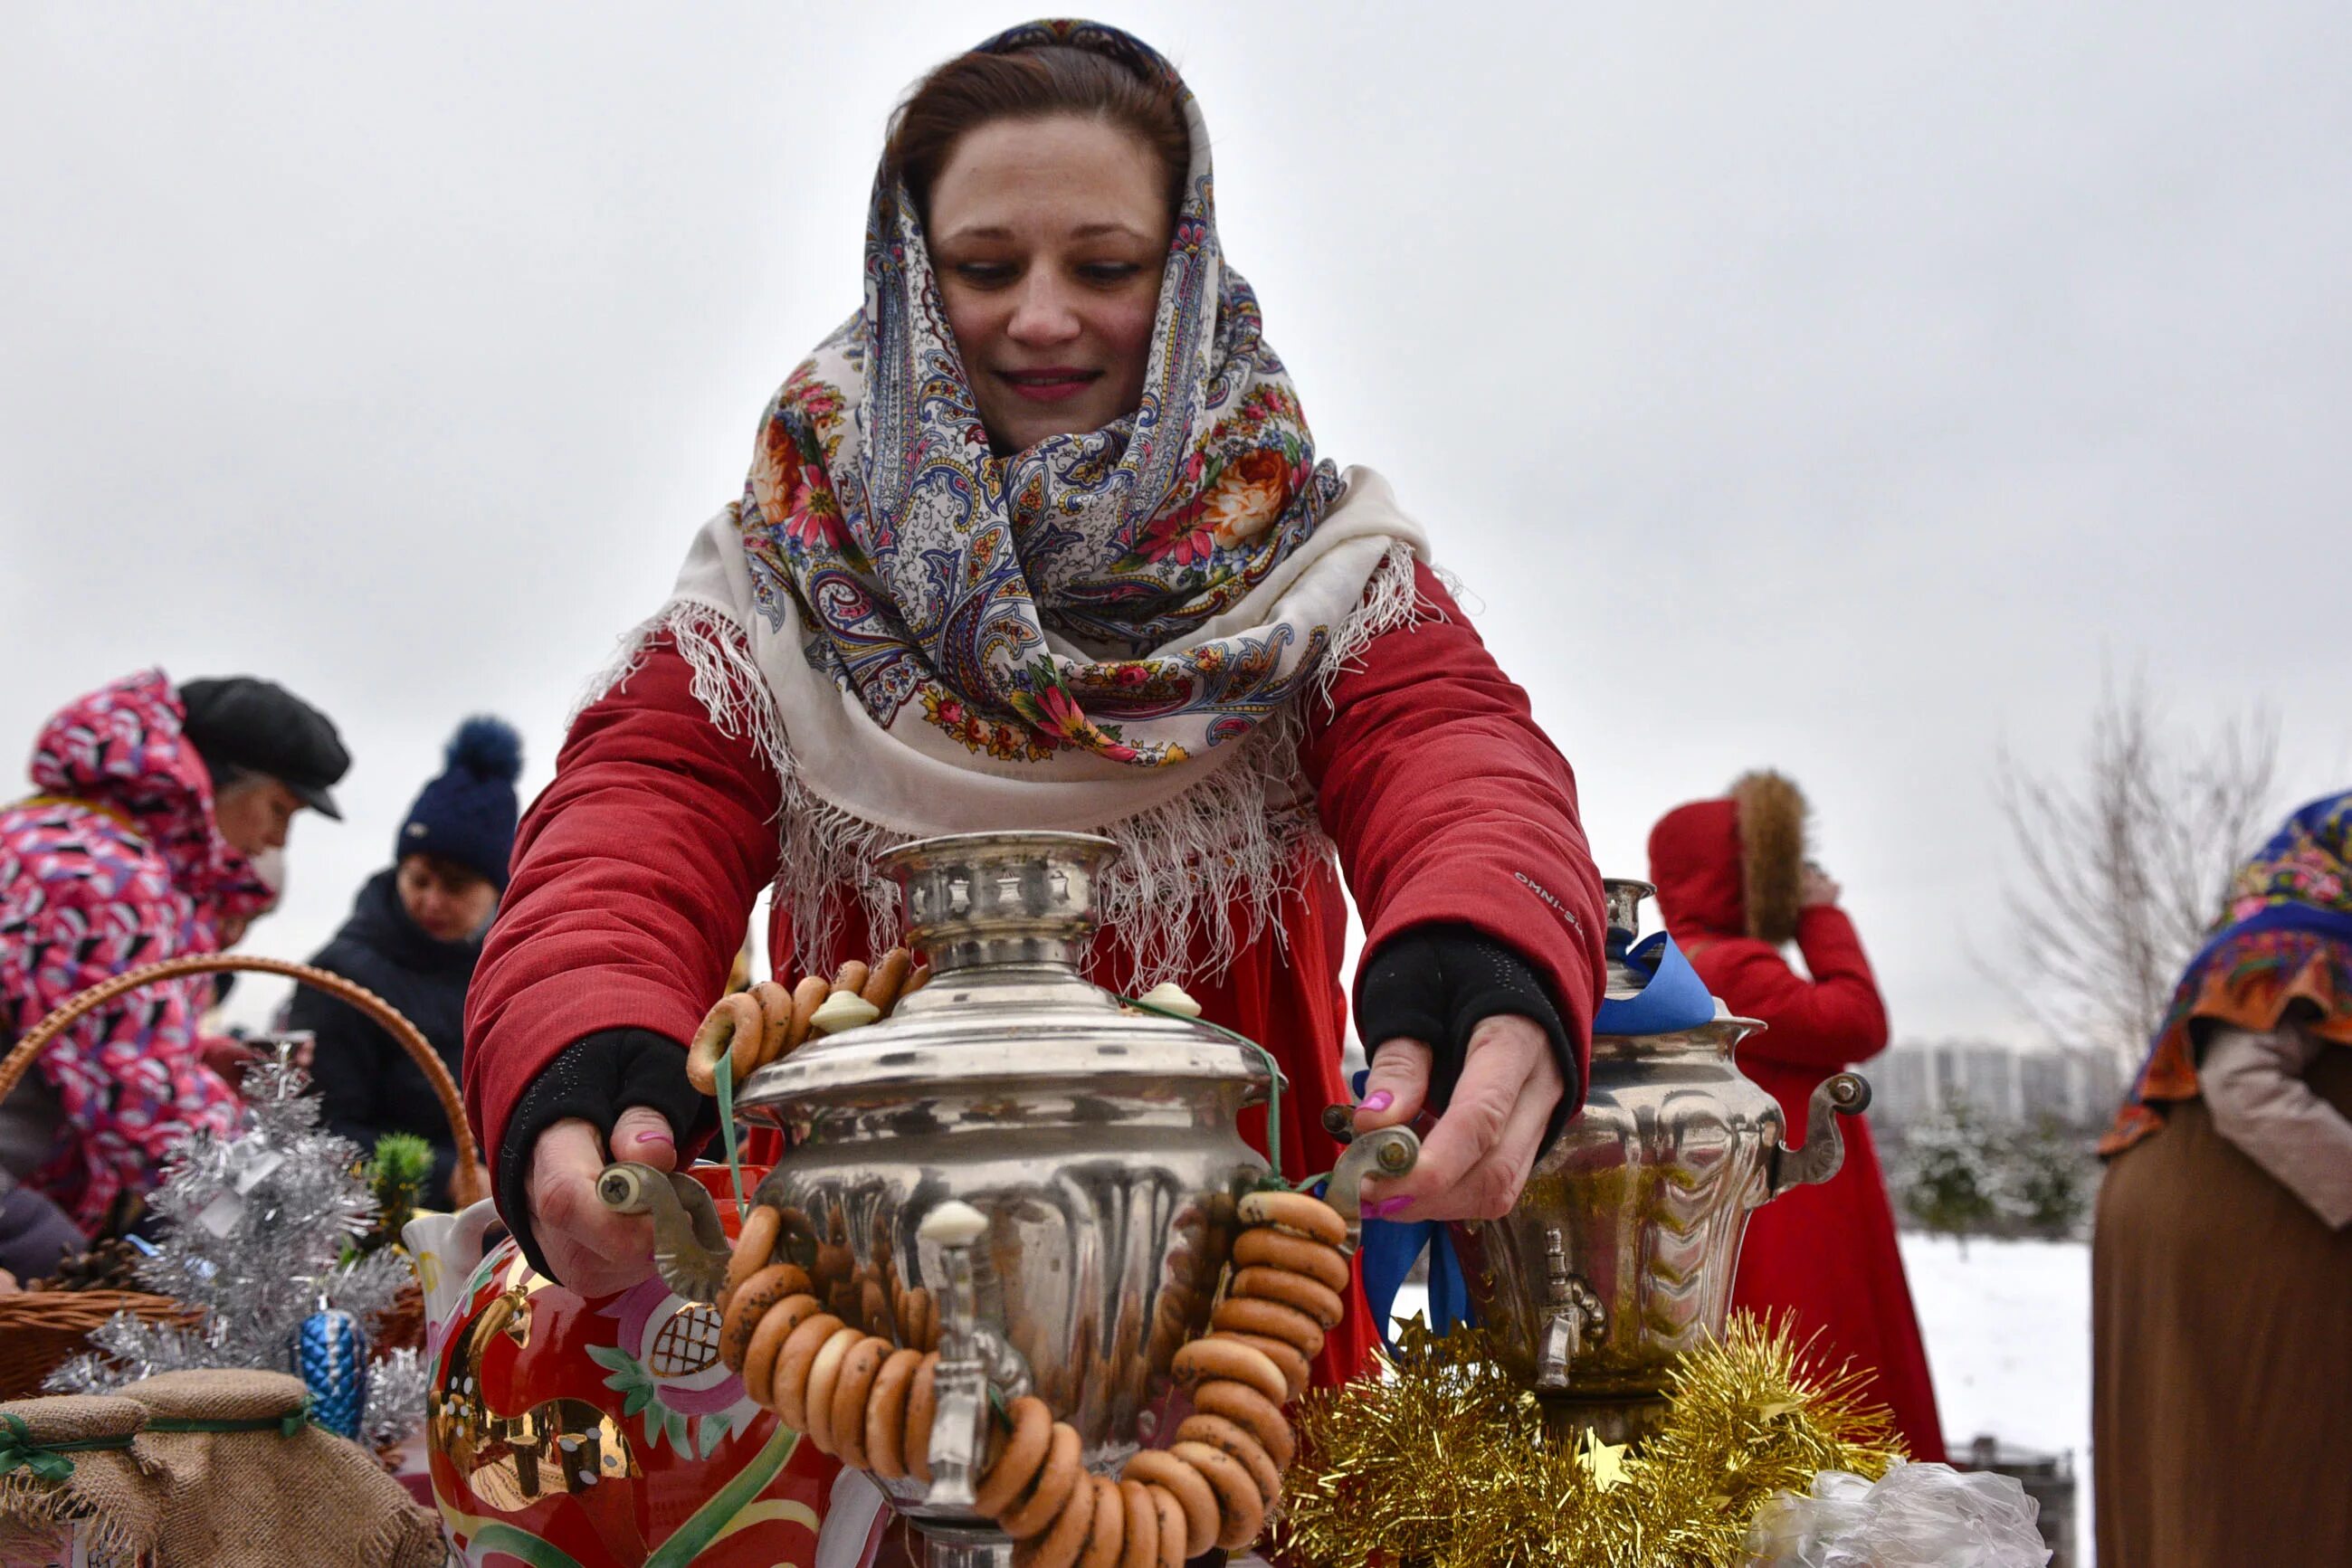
119,1370,443,1568
0,1392,160,1565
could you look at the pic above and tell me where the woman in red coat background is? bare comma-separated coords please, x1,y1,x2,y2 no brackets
1646,772,1944,1460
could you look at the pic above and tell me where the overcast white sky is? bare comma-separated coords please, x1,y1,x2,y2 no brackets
5,2,2346,1046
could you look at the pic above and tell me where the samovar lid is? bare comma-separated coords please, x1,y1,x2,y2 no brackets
1593,875,1763,1053
735,832,1270,1114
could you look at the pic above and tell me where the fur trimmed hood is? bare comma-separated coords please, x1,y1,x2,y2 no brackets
1646,771,1810,945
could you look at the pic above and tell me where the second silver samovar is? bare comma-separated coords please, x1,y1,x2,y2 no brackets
1446,879,1869,1441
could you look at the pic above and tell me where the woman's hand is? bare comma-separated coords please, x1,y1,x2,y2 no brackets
1800,863,1843,908
1352,1012,1563,1221
524,1108,681,1297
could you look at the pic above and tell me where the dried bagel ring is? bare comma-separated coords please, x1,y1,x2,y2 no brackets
1175,1413,1281,1514
828,1335,892,1469
1123,1451,1217,1560
1005,1426,1091,1554
1211,1296,1327,1358
909,1288,937,1351
751,980,796,1066
1231,1264,1346,1329
723,1205,786,1301
832,959,871,999
1217,1331,1310,1401
863,1347,925,1480
973,1396,1055,1519
783,974,831,1053
742,1293,822,1407
1170,1337,1288,1408
1192,1379,1294,1469
863,947,913,1012
720,1264,812,1371
1233,1227,1350,1295
904,961,932,996
1115,1479,1158,1568
904,1354,941,1486
1236,1189,1347,1249
772,1312,846,1430
998,1421,1083,1539
686,991,765,1094
802,1326,866,1455
1145,1485,1186,1568
1171,1439,1266,1551
1074,1475,1125,1568
861,1276,891,1335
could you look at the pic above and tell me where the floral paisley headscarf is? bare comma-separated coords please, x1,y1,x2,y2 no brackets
599,19,1426,976
2102,790,2352,1155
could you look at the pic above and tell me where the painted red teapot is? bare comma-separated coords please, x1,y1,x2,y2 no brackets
408,1165,871,1566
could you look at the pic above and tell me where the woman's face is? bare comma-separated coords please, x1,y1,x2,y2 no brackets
395,852,498,943
927,114,1173,454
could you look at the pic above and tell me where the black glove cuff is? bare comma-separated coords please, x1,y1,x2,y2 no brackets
495,1028,712,1282
1357,922,1582,1146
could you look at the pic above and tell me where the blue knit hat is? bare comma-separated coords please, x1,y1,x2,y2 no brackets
397,717,524,889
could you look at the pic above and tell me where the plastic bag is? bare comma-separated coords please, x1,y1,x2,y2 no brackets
1746,1460,2051,1567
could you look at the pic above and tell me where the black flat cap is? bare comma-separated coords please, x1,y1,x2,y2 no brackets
178,676,351,820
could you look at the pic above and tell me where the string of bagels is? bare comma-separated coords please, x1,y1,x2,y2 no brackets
687,950,1357,1566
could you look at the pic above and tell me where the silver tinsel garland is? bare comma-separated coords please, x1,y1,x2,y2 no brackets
44,1053,425,1450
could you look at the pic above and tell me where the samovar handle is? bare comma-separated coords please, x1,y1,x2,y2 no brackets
595,1162,732,1304
1761,1071,1872,1202
1322,1125,1422,1253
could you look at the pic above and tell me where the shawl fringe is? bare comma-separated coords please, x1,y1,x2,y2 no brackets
580,543,1426,984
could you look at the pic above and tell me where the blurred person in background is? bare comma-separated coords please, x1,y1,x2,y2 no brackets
2094,789,2351,1565
0,672,348,1278
290,718,521,1208
1647,771,1944,1460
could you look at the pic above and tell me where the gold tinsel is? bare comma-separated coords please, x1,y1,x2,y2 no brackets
1272,1312,1901,1568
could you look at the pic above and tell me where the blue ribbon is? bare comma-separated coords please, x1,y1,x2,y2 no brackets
1595,930,1718,1037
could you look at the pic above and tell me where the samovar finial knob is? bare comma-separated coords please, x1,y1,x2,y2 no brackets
1600,878,1654,939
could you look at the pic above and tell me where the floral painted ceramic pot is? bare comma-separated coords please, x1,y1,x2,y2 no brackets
422,1165,866,1566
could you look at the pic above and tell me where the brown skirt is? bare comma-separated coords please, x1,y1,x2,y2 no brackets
2092,1050,2352,1567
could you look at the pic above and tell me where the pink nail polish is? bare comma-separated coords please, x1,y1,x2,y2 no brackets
1370,1195,1413,1219
1360,1090,1394,1113
630,1130,675,1152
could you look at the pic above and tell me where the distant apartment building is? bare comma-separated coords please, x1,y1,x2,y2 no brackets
1867,1039,2127,1130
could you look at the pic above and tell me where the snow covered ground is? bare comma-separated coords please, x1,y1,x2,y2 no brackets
1899,1233,2090,1466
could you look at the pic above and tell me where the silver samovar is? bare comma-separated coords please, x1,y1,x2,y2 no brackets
1445,879,1869,1443
611,831,1408,1568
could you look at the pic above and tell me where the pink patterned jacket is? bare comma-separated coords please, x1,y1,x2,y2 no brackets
0,672,271,1231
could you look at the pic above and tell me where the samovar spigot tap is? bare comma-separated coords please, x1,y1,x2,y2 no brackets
1534,1228,1605,1392
917,1201,1005,1511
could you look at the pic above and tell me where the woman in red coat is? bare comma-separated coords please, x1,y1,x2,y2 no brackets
1646,772,1944,1460
464,21,1605,1424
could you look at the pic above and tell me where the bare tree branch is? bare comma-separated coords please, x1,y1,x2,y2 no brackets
1992,673,2280,1072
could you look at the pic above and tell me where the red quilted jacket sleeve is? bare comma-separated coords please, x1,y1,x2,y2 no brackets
1698,907,1890,1071
1300,563,1606,1100
463,638,781,1168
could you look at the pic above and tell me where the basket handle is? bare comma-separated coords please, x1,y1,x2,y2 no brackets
0,954,485,1208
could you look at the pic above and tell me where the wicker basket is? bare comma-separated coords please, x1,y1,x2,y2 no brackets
0,954,483,1396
